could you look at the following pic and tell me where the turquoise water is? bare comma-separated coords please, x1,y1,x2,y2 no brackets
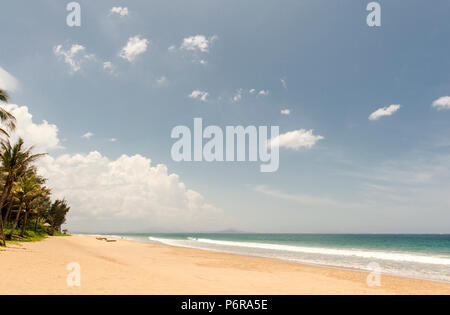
97,233,450,282
149,234,450,255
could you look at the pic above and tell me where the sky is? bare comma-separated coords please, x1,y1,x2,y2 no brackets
0,0,449,233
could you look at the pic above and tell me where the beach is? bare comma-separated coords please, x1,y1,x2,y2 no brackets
1,235,449,295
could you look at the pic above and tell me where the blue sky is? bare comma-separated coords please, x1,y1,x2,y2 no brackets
1,0,449,233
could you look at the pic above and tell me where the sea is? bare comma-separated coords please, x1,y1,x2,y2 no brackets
92,233,450,283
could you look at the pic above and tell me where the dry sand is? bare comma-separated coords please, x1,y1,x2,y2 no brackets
1,235,449,295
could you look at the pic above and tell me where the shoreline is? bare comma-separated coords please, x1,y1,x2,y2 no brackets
1,235,449,295
99,234,450,285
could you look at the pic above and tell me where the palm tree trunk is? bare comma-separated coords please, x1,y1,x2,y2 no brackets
0,181,12,246
34,215,40,232
4,199,13,224
20,208,30,237
8,201,23,239
0,180,13,213
0,210,5,246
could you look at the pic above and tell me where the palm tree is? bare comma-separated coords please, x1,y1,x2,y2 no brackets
0,89,16,136
8,172,43,238
0,89,16,245
8,183,26,239
20,179,49,237
32,194,51,232
0,139,45,245
3,193,16,224
47,199,70,233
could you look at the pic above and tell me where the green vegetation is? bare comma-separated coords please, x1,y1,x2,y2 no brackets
0,89,71,246
3,224,70,245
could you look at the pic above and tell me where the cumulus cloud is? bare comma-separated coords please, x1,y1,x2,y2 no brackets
369,104,401,121
188,90,208,102
6,104,226,232
53,44,95,73
3,104,61,151
258,90,269,96
119,35,149,62
0,67,19,92
281,109,291,115
180,35,218,53
249,89,256,95
432,96,450,110
37,152,225,232
110,7,128,16
82,132,94,139
109,138,117,142
269,129,324,150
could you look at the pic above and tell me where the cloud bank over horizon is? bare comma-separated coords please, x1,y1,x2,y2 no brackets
38,151,227,232
3,103,227,232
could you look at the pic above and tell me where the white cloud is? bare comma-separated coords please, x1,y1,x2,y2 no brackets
0,67,19,92
3,104,61,151
270,129,324,150
199,59,208,65
189,90,208,102
247,89,268,96
156,76,168,86
432,96,450,110
281,109,291,115
281,78,287,89
103,61,113,70
180,35,218,53
37,152,226,232
233,89,243,102
5,104,226,232
119,35,149,62
103,61,116,75
110,7,128,16
168,45,176,52
82,132,94,139
369,104,401,121
109,138,117,142
53,44,95,73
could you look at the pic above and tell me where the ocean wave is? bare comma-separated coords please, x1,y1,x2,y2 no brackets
148,236,450,266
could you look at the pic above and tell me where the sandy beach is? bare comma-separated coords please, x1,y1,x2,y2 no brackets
1,235,449,295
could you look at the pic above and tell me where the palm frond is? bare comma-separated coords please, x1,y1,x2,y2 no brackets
0,107,16,131
0,89,9,103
